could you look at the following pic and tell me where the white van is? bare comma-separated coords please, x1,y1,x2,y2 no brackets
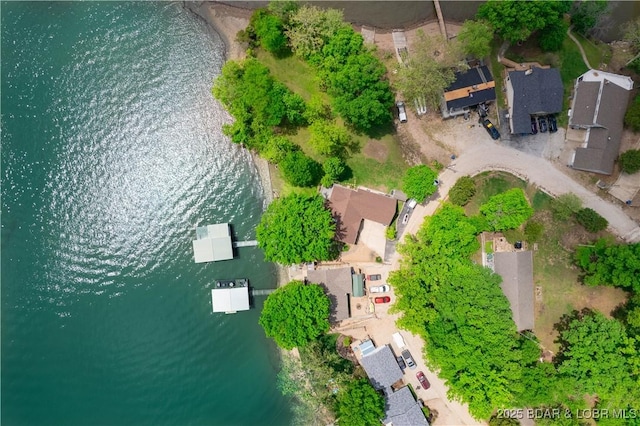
396,101,408,123
393,332,406,349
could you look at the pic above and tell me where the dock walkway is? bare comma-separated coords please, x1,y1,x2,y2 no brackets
233,240,257,248
251,288,276,296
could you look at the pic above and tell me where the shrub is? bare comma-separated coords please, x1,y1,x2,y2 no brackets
575,208,608,232
280,151,322,187
619,149,640,174
386,225,397,240
449,176,476,206
550,193,582,220
625,95,640,132
251,9,288,55
524,220,544,243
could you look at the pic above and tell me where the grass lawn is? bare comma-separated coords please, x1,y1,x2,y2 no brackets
257,49,409,192
465,172,628,352
571,31,611,69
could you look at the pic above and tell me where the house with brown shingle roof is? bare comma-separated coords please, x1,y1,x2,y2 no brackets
327,185,397,244
569,70,633,175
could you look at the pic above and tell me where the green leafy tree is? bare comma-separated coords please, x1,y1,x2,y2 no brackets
620,149,640,174
321,157,346,187
457,20,493,59
402,165,438,203
280,150,322,187
286,5,345,59
449,175,476,206
267,0,299,25
262,136,299,164
550,193,583,220
571,0,608,36
251,9,288,54
625,95,640,132
259,281,330,349
395,31,457,108
477,0,570,43
480,188,533,231
309,120,355,158
575,239,640,291
303,94,333,124
335,378,385,426
256,194,336,264
282,90,307,126
539,19,569,52
575,207,608,232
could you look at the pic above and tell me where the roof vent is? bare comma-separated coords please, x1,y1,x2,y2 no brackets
525,69,533,76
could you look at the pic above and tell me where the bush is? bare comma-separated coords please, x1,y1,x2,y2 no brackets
449,176,476,206
280,151,322,187
386,225,397,240
550,193,582,220
625,95,640,132
524,220,544,243
575,208,608,232
251,9,288,55
402,165,438,203
619,149,640,174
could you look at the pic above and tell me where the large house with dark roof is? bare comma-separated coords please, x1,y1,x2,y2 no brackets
360,345,403,391
505,67,563,134
441,65,496,118
383,386,430,426
494,251,534,331
569,70,633,175
306,267,353,323
327,185,397,245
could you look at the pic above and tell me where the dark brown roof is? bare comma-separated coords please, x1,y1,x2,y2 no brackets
572,80,631,175
328,185,397,244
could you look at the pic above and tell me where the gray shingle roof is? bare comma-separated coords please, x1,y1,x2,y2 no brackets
360,345,403,390
571,79,632,175
383,386,430,426
494,251,534,331
508,68,563,134
307,267,352,322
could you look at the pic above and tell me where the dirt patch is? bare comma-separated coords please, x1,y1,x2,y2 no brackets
362,140,389,162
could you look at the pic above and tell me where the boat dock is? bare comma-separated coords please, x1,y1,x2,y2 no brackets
232,240,257,248
250,288,276,297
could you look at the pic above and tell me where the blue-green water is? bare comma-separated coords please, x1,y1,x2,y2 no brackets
1,2,293,425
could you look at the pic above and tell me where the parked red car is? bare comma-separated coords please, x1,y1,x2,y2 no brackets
374,296,390,304
416,371,430,389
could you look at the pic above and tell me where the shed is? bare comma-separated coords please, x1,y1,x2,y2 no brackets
352,273,365,297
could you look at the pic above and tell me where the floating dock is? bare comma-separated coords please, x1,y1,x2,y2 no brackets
211,279,250,314
192,223,258,263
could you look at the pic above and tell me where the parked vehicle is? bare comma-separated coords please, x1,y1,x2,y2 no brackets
547,114,557,133
538,116,548,133
401,349,417,369
374,296,390,304
396,101,408,123
366,274,382,281
392,332,406,349
482,119,500,140
370,284,390,293
530,117,538,134
396,355,407,371
416,371,431,389
402,213,409,224
406,199,417,209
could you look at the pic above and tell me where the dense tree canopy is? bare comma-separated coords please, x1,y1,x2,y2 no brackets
286,5,345,59
575,207,608,233
321,157,347,187
575,239,640,291
570,0,608,36
334,378,385,426
279,150,323,187
251,9,288,54
449,175,476,206
309,120,355,158
477,0,570,43
401,165,438,203
539,19,569,52
480,188,533,231
256,194,336,264
457,20,493,59
259,281,331,349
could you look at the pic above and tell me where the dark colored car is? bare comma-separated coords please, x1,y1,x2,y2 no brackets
374,296,390,304
530,117,538,134
482,119,500,140
416,371,431,389
538,116,548,133
402,349,417,369
366,274,382,281
547,114,557,133
396,355,407,371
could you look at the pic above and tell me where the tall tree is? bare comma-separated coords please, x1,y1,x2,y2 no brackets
286,5,345,59
570,0,608,36
256,194,336,264
401,165,438,203
279,150,323,187
259,281,331,349
335,379,385,426
480,188,533,231
575,239,640,291
457,20,493,59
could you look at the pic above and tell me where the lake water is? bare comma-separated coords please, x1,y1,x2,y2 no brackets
1,2,293,425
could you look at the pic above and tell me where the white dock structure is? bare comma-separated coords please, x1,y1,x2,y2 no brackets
211,279,250,314
232,240,257,248
192,223,233,263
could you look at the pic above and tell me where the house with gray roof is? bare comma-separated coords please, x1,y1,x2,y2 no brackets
307,267,353,323
383,386,429,426
569,70,633,175
360,345,403,391
506,67,563,134
494,251,534,331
